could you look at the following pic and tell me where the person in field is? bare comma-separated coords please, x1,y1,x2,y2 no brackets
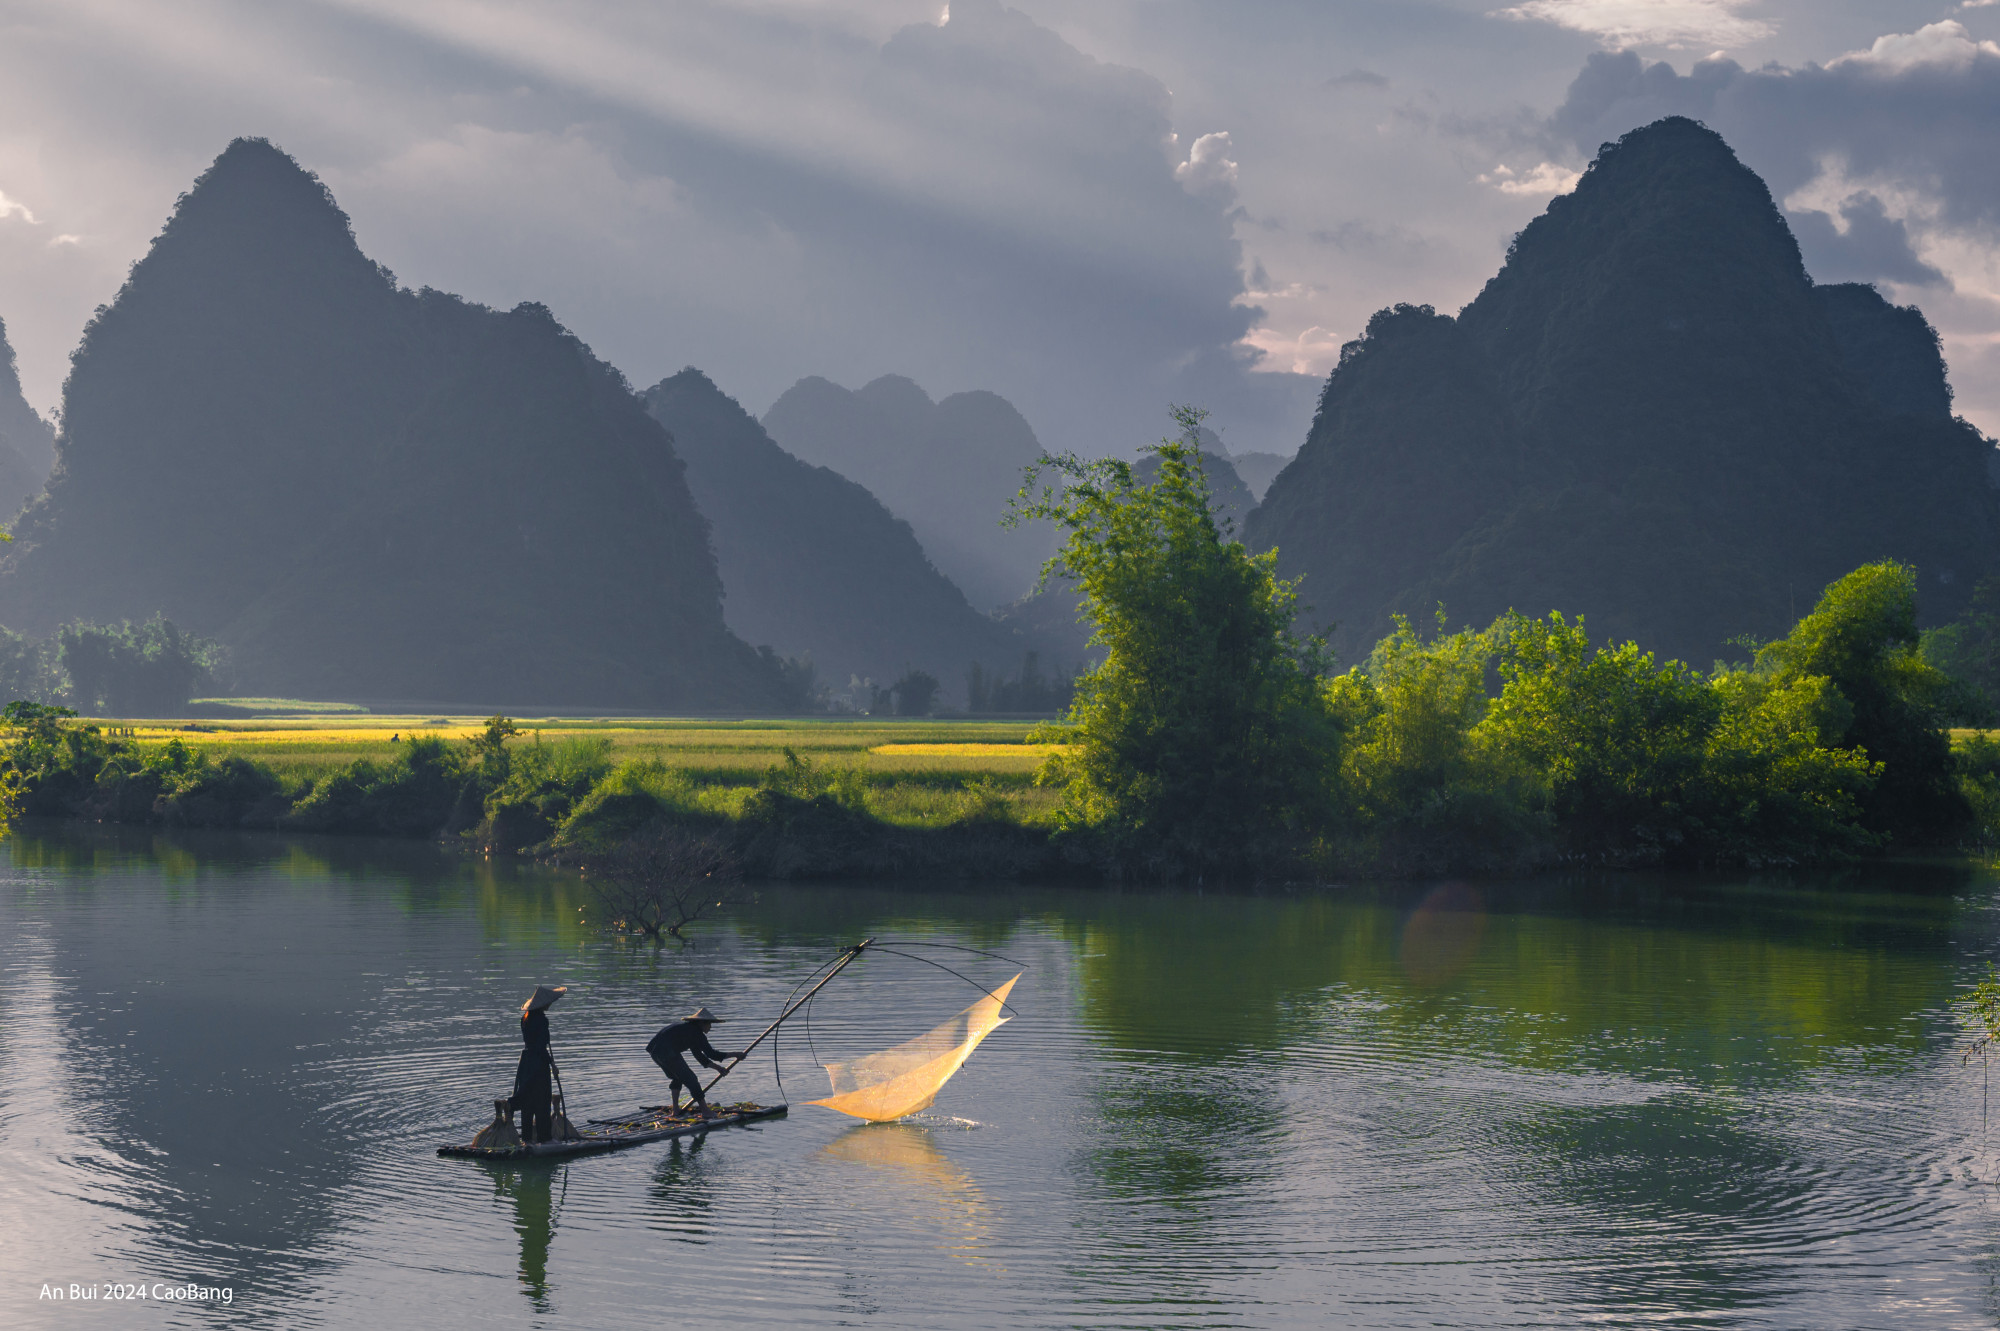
647,1007,744,1118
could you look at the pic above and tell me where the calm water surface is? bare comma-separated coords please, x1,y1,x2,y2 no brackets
5,823,2000,1328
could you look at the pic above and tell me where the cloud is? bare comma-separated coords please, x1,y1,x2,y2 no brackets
0,0,1310,452
1494,0,1775,51
1239,323,1346,377
1327,69,1389,89
1174,130,1238,196
0,191,37,224
1827,20,2000,73
1787,193,1945,287
1477,161,1582,196
1552,27,2000,234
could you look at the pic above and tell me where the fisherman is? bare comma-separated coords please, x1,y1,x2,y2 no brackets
513,985,566,1143
647,1007,745,1119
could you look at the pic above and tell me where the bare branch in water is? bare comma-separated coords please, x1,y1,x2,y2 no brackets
585,820,741,943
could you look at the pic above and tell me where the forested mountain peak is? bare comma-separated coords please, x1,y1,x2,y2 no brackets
1248,117,2000,668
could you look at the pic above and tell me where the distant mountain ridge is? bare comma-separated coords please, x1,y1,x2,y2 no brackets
762,375,1059,610
644,368,1031,698
1248,117,2000,666
0,138,783,709
0,317,52,521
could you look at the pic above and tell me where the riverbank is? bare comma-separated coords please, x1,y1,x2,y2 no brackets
0,711,1103,881
5,707,1997,883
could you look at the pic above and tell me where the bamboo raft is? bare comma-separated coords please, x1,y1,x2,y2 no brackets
437,1102,787,1160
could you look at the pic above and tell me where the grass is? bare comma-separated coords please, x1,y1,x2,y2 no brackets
90,713,1067,829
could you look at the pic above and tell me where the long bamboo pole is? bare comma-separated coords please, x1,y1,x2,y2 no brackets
703,938,873,1096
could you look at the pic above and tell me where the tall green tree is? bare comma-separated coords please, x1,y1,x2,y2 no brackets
1755,561,1967,842
1009,406,1340,870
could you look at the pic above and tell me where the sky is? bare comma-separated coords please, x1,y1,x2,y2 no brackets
0,0,1996,456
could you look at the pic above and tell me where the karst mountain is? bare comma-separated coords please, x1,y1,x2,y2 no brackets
644,368,1031,694
762,375,1059,611
0,138,785,709
1248,117,2000,667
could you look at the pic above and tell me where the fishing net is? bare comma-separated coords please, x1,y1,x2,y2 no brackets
807,974,1019,1122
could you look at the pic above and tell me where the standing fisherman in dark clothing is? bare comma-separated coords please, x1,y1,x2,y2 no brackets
647,1007,745,1119
514,986,566,1143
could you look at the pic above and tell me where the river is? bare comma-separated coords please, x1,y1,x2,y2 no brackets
3,822,1999,1328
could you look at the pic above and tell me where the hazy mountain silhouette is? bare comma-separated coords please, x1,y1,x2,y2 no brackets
1248,117,2000,666
644,368,1031,698
761,375,1058,610
0,317,52,521
1226,450,1286,501
0,138,784,709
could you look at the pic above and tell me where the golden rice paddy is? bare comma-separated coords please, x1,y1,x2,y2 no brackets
100,713,1058,779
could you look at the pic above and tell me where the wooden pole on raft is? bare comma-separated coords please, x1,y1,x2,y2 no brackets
704,938,873,1097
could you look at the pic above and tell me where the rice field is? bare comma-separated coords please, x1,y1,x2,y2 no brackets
102,712,1061,784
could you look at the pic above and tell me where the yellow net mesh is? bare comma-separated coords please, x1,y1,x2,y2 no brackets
806,974,1020,1122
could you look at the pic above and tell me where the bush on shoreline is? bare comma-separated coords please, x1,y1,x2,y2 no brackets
0,552,1986,879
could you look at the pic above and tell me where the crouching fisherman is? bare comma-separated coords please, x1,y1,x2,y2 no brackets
514,985,567,1143
647,1007,745,1119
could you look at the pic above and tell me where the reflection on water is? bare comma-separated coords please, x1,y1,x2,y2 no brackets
820,1121,991,1265
1401,881,1486,986
489,1164,562,1310
646,1135,716,1244
1,820,1999,1327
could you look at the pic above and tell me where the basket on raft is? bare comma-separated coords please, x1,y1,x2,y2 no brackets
469,1095,581,1149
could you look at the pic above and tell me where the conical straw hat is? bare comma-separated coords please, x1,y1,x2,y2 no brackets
686,1006,723,1023
523,985,568,1013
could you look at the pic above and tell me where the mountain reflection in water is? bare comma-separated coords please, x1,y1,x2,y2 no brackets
0,820,1995,1328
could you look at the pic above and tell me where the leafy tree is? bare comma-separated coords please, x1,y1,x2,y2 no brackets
1482,611,1877,861
1919,576,2000,721
1010,406,1340,869
1482,613,1720,855
468,715,522,788
58,616,221,716
1755,561,1968,842
1325,612,1544,868
1699,670,1877,858
1332,613,1497,816
890,669,941,717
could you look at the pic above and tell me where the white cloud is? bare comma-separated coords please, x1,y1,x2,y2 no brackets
1239,323,1345,377
0,191,37,224
1495,0,1775,51
1827,21,2000,74
1477,161,1582,196
1174,130,1238,195
46,234,79,248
